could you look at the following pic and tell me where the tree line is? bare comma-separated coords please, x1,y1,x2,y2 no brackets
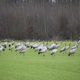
0,0,80,40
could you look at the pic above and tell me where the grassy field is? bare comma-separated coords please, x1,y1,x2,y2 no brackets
0,41,80,80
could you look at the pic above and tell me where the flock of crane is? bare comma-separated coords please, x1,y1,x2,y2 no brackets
0,40,80,56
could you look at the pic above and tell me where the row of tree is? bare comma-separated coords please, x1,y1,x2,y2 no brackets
0,0,80,40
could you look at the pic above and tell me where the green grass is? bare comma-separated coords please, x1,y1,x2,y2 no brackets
0,41,80,80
